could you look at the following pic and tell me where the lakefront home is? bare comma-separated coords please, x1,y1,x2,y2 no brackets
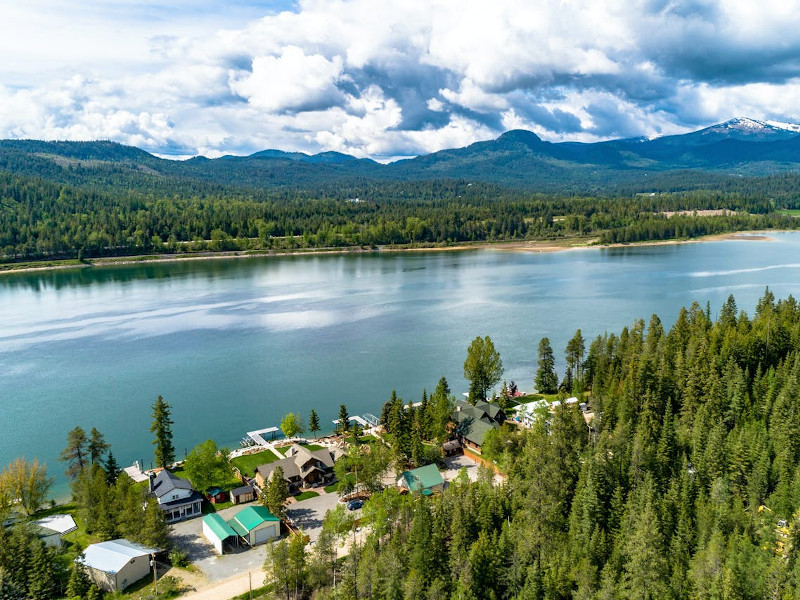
451,400,507,451
148,469,203,523
254,444,342,491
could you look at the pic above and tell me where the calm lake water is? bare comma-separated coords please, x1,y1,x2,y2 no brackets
2,233,800,496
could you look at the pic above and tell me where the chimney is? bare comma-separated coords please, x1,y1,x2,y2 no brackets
148,471,155,494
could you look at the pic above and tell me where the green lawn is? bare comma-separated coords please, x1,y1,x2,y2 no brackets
276,443,325,455
777,209,800,217
324,481,340,493
294,491,320,502
231,449,279,477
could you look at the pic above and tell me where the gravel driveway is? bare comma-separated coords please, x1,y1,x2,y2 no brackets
169,504,269,582
285,492,342,542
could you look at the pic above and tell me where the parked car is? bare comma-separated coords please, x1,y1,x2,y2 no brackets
346,499,364,511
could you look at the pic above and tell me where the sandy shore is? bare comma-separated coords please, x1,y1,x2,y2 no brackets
0,230,781,276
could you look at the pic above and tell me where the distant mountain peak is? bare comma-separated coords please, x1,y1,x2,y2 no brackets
497,129,543,144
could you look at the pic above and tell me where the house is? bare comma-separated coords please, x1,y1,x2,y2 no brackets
451,400,507,450
397,464,445,495
207,487,229,504
32,514,78,548
33,524,64,548
515,399,549,427
202,513,238,555
230,484,256,505
227,505,280,546
78,539,158,592
148,469,203,523
254,444,341,492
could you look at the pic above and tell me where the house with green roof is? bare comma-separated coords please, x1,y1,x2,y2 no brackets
451,400,506,450
227,505,280,546
202,514,238,555
397,463,445,495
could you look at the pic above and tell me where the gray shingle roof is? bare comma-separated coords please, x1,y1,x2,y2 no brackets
150,469,195,498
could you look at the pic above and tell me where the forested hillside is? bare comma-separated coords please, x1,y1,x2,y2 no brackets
3,167,800,263
285,291,800,599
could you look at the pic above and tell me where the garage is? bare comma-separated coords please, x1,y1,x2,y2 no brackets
228,506,280,546
202,514,237,555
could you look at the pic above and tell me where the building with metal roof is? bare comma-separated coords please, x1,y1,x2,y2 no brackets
202,514,238,555
227,505,280,546
397,464,445,495
78,539,158,592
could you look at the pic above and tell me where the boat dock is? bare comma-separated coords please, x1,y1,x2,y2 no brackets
246,426,280,447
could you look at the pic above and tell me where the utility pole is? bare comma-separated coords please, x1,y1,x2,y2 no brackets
249,571,252,600
151,553,158,597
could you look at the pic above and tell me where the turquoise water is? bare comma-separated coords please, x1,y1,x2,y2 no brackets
2,233,800,496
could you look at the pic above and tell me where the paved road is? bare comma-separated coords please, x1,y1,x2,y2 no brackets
286,492,342,542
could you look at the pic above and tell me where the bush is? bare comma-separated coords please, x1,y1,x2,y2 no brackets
168,548,189,568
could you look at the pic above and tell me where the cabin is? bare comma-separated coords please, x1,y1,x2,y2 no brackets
254,444,341,492
230,484,256,505
148,469,203,523
451,400,506,451
227,506,280,546
78,539,158,592
515,399,549,427
397,464,445,495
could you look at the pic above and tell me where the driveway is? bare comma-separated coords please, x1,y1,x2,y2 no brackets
442,454,479,482
170,504,269,582
285,491,342,542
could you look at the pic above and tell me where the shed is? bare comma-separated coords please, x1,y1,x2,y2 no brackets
397,464,445,494
228,505,280,546
207,487,229,504
78,539,158,592
202,514,238,555
442,439,462,456
231,484,256,505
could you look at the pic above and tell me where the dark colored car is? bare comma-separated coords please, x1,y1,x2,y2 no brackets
346,499,364,511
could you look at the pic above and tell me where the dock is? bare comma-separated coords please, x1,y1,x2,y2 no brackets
246,426,280,447
332,415,369,427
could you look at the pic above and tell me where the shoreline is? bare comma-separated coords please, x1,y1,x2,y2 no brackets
0,230,780,276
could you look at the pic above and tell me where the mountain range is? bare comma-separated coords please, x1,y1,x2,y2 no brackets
2,117,800,194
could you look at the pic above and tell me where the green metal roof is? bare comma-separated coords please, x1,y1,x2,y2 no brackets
203,513,237,540
230,505,279,533
401,464,444,492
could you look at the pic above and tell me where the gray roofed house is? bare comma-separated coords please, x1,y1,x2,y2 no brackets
451,400,506,450
148,469,203,523
254,444,340,491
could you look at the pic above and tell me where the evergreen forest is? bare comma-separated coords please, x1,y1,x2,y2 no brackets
267,290,800,600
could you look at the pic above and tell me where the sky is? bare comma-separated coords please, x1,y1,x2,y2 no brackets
2,0,800,160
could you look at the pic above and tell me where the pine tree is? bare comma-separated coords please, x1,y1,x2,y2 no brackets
104,451,120,485
150,395,175,468
308,409,321,439
87,428,110,465
464,336,504,403
535,338,558,394
336,404,350,437
61,426,88,480
66,560,90,599
27,539,56,600
263,467,289,520
137,497,169,548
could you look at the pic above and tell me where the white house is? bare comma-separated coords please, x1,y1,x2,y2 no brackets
515,399,549,427
32,514,77,548
148,469,203,523
78,539,158,592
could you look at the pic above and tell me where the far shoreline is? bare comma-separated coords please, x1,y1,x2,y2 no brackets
0,230,782,276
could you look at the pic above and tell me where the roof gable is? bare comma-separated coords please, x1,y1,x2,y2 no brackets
151,469,194,498
230,505,279,533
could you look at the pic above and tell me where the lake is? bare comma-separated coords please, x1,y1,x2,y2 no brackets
2,233,800,496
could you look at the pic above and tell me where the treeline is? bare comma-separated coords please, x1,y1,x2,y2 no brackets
2,166,798,263
265,290,800,599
